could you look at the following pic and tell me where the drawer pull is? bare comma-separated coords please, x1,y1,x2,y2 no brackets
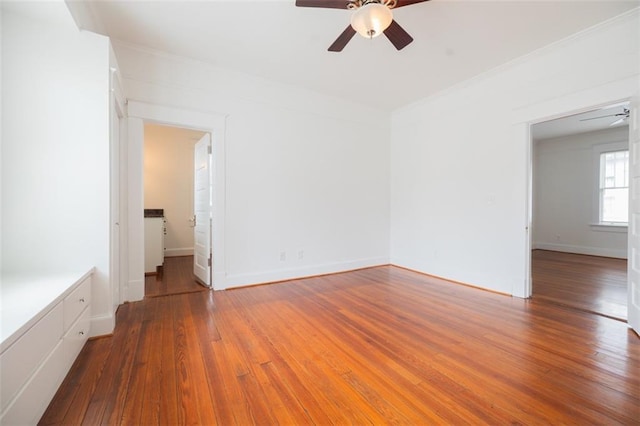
79,297,85,303
79,331,84,336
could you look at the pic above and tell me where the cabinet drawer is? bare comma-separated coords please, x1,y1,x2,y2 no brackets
63,276,91,331
0,303,63,413
63,304,91,362
0,307,91,425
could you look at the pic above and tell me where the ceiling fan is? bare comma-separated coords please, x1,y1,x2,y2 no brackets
295,0,429,52
580,108,630,126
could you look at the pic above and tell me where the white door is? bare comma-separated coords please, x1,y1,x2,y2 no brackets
628,99,640,335
193,134,212,287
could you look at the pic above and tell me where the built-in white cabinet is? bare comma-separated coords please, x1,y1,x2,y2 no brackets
144,216,165,274
0,270,93,425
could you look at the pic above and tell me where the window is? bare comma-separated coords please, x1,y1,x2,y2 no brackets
599,149,628,224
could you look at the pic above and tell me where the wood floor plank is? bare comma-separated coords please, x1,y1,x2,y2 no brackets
294,276,527,424
172,294,217,425
226,296,334,424
249,296,386,423
100,302,146,426
120,297,162,425
145,256,207,298
277,290,447,423
40,261,640,425
150,295,179,425
74,302,143,425
532,249,627,320
39,337,112,425
246,302,380,424
258,361,318,425
208,338,256,425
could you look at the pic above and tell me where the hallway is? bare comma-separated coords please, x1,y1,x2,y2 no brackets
145,256,208,298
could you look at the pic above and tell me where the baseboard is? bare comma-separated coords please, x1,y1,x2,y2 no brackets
389,261,513,297
90,312,115,338
533,242,627,259
389,257,519,296
126,278,145,302
164,247,193,257
221,256,389,290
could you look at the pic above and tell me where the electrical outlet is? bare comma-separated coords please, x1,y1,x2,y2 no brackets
280,251,286,262
298,250,304,260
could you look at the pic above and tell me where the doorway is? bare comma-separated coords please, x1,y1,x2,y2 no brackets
143,123,210,296
530,102,630,320
125,101,227,299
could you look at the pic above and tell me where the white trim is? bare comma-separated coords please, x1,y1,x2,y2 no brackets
164,248,194,257
127,101,226,131
126,278,145,302
397,10,640,119
127,101,228,291
519,73,636,299
224,257,389,289
521,121,533,299
109,49,127,315
64,0,107,34
533,243,627,259
592,140,629,225
90,313,116,338
589,223,628,233
126,118,145,301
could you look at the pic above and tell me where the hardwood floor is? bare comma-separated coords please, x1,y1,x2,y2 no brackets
145,256,207,298
532,249,628,321
41,266,639,425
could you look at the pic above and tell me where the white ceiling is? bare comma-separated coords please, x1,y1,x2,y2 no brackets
68,0,639,112
532,102,630,140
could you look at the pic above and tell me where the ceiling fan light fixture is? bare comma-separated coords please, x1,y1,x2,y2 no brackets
350,3,393,39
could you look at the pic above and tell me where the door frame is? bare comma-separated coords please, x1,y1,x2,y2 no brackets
526,100,630,292
126,101,228,298
515,78,637,300
110,65,127,311
514,94,632,304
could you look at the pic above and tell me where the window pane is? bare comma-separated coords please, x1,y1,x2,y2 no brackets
599,149,628,224
614,152,626,187
601,150,629,188
602,188,628,223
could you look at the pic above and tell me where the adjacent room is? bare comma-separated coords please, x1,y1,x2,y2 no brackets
143,123,208,297
531,103,630,320
1,0,639,424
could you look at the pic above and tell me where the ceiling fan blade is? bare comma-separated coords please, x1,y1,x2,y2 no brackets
384,20,413,50
328,25,356,52
295,0,350,9
394,0,430,8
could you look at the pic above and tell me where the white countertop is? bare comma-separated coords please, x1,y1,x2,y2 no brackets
0,269,94,352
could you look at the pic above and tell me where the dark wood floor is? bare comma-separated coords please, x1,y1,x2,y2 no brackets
532,249,628,321
145,256,207,298
40,263,639,425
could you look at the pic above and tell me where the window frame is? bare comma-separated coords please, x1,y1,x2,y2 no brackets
591,141,629,231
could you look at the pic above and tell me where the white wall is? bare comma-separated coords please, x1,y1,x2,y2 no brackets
0,4,3,272
144,123,204,257
1,4,112,335
115,42,391,288
390,9,639,296
533,127,628,259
